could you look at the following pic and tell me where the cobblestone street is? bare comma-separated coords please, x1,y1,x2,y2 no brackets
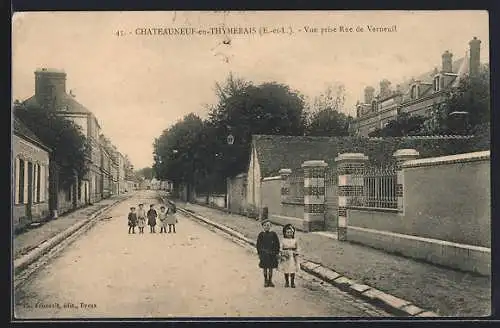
14,191,390,318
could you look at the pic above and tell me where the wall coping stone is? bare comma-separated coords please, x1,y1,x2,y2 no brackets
278,168,292,175
262,176,281,181
335,153,369,162
393,149,420,158
402,150,490,168
349,225,491,253
302,160,328,168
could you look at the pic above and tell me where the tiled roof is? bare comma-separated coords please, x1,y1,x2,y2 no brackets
23,93,92,114
252,134,488,177
13,116,52,151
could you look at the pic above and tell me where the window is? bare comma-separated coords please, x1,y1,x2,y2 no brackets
411,85,419,99
18,159,25,204
371,100,377,112
66,187,71,202
434,76,441,92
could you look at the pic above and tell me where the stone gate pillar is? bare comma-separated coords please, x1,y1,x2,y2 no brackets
393,149,420,211
279,168,292,203
335,153,368,241
302,160,328,232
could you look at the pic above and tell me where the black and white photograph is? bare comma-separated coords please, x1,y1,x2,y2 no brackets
11,11,490,319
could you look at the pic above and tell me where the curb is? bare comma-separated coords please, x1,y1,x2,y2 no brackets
14,196,130,275
174,202,440,318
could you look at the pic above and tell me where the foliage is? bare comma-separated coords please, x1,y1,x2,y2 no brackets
153,113,205,185
445,64,490,134
305,83,354,136
419,65,490,135
14,101,90,187
368,112,426,137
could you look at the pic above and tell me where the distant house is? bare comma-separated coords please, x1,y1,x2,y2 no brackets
150,178,162,190
12,117,52,230
354,37,485,136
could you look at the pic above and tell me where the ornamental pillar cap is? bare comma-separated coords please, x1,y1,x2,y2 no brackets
335,153,369,162
393,149,420,159
301,160,328,168
279,168,292,175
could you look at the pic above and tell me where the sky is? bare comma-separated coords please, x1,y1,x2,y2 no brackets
12,11,489,169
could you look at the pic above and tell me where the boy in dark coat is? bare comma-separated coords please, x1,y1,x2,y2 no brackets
147,204,158,233
256,219,280,287
128,207,138,234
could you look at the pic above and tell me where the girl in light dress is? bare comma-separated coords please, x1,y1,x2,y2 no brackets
136,203,146,234
278,224,300,288
158,206,168,233
166,201,178,233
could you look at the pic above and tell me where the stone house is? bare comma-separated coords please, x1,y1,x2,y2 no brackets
22,68,104,205
12,117,51,230
354,37,484,136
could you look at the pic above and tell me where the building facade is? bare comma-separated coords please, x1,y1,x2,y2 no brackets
12,117,51,229
354,37,482,137
23,68,104,205
118,152,126,194
99,134,112,199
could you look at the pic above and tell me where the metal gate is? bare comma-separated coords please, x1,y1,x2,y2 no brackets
324,166,338,231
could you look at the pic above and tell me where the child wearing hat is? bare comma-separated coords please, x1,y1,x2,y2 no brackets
147,204,158,233
278,224,300,288
256,219,280,287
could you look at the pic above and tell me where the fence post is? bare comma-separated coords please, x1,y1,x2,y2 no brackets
279,168,292,204
335,153,368,241
393,149,420,211
301,160,328,232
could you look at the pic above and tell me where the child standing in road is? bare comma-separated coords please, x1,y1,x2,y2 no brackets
147,204,158,233
166,201,178,233
127,207,138,234
137,203,146,234
158,206,168,233
256,219,280,287
278,224,300,288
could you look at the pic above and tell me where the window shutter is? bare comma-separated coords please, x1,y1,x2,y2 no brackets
14,158,20,204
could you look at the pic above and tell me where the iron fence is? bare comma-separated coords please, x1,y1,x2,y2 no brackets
350,165,398,209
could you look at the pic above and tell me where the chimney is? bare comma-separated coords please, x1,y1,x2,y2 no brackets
442,51,453,73
34,68,67,108
379,79,391,98
469,37,481,77
364,86,375,103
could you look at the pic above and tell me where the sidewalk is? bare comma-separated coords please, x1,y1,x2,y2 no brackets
177,201,490,317
13,195,127,261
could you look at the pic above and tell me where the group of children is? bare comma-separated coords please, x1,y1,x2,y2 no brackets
256,220,300,288
127,202,178,234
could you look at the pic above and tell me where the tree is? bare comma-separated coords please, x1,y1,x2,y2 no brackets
206,74,307,180
14,101,90,187
153,113,205,187
304,83,355,136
